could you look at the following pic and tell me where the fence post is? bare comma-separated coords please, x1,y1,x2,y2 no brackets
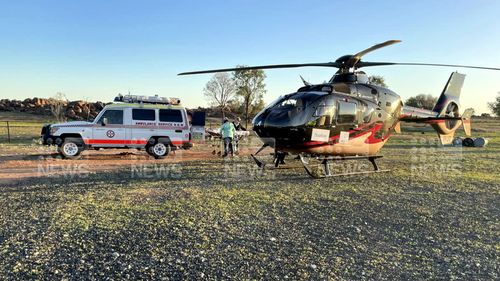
6,121,11,143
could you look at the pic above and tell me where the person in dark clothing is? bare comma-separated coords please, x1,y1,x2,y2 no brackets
232,117,246,154
233,117,246,131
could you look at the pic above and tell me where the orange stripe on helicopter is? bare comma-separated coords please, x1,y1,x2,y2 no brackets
424,120,446,124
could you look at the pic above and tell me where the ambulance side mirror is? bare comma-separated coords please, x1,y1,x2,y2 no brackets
102,118,108,126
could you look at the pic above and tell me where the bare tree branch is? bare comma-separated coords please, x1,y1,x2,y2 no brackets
49,92,68,123
203,73,237,119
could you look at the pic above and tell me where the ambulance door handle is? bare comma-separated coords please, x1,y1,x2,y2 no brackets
175,130,182,133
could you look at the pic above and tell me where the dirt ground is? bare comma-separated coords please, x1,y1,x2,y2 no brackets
0,140,264,183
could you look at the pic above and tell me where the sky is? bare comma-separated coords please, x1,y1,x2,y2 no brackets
1,0,500,114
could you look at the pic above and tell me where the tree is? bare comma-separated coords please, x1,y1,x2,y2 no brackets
487,92,500,116
233,66,266,128
368,75,387,87
83,96,92,121
405,94,437,110
203,73,237,120
49,92,68,122
250,97,266,117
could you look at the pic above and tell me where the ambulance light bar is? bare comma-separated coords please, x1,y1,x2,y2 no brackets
114,94,181,105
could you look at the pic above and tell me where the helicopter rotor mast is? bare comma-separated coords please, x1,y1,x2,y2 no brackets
336,39,402,73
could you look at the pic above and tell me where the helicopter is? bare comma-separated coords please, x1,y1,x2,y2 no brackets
179,40,500,178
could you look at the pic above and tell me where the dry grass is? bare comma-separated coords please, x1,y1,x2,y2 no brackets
0,116,498,279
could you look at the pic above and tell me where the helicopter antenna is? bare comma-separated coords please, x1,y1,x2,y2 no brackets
300,75,311,86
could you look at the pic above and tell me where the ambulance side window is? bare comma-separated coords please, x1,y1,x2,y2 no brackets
132,109,156,121
159,109,183,123
98,110,123,125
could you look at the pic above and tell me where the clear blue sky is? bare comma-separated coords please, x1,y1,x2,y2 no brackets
1,0,499,113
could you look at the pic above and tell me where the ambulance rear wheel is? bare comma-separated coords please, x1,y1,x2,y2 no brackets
148,142,170,159
59,139,83,159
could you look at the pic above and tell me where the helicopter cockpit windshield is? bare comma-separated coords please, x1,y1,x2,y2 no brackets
254,91,329,128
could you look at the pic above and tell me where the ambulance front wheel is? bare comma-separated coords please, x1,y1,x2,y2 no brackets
147,142,170,159
59,139,84,159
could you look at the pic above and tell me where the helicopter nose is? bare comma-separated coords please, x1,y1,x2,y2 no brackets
253,125,308,148
251,106,311,147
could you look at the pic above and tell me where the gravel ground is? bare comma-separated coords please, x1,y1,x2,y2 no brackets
0,129,499,280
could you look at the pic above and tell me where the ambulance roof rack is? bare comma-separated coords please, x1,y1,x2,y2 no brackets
114,94,181,105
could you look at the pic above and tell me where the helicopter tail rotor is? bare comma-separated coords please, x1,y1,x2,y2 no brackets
433,72,464,116
429,72,471,144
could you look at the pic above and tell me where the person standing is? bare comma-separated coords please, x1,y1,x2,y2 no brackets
233,117,246,131
220,117,235,157
232,117,246,154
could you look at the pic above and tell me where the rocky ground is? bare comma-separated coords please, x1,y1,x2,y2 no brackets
0,123,499,280
0,98,105,121
0,97,230,122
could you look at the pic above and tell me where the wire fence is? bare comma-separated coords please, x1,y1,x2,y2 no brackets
0,121,45,144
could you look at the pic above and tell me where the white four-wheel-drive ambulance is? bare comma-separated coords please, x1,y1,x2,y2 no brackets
41,94,205,159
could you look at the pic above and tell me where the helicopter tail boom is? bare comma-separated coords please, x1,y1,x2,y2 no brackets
399,72,472,144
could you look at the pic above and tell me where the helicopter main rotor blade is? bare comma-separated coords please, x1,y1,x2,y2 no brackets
358,61,500,71
179,38,500,76
389,62,500,71
346,40,402,67
178,62,340,75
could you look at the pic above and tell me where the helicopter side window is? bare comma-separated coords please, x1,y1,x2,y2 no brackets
313,106,328,117
279,99,297,108
313,105,334,127
336,101,357,124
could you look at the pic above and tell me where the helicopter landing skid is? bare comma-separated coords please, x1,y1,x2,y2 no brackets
251,154,265,168
299,154,389,179
251,152,286,169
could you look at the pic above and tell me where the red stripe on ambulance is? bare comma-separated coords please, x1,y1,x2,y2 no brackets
84,139,148,145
